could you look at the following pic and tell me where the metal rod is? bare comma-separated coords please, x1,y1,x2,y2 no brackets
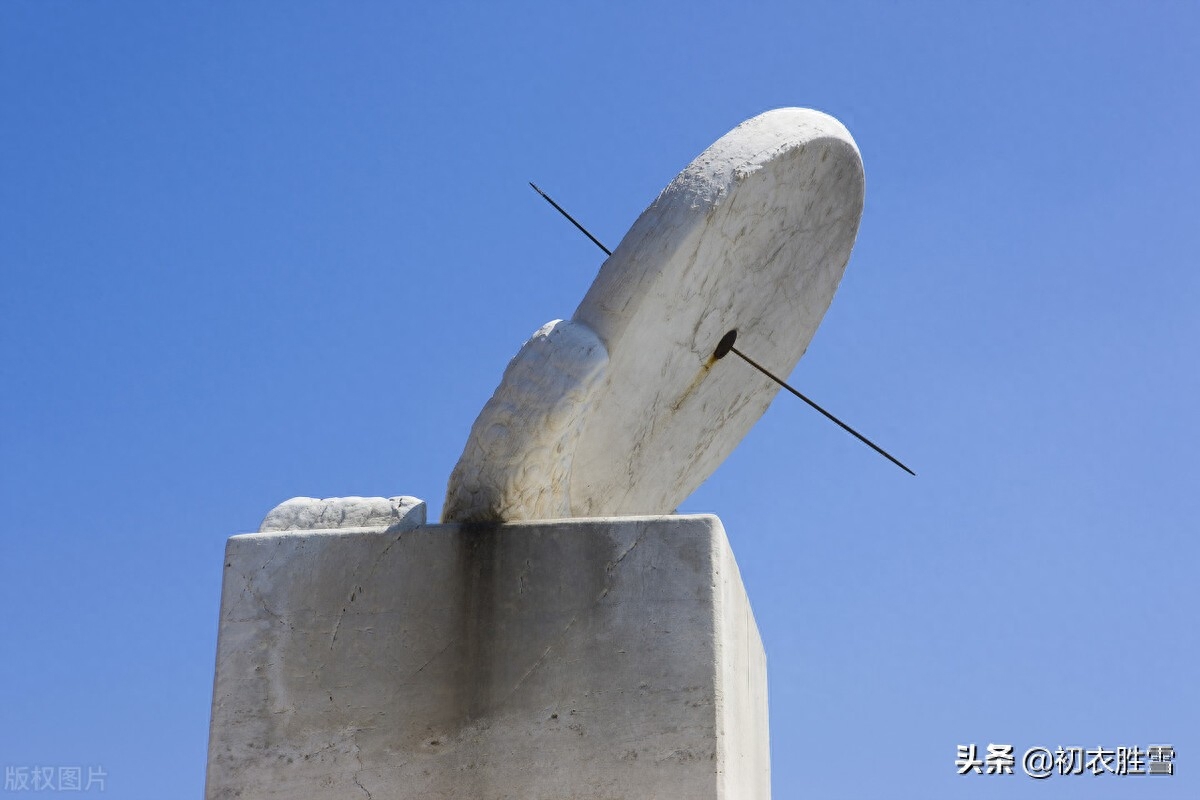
529,182,613,256
728,344,916,476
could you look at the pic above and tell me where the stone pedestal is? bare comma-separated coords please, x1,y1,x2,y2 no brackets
205,510,769,799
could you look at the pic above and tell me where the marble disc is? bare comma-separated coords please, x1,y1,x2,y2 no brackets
443,108,864,522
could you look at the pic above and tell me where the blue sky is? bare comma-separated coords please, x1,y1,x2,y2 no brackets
2,2,1197,798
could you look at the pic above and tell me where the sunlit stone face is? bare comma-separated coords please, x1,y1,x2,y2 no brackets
444,108,864,523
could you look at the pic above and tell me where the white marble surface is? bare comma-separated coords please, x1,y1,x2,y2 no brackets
260,495,425,532
205,515,769,800
442,320,607,523
445,108,864,522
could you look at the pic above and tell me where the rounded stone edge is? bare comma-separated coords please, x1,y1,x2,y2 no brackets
258,495,427,532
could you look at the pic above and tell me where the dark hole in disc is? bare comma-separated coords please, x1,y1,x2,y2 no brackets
713,329,737,360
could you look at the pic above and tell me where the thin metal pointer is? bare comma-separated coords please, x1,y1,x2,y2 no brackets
713,330,915,475
529,183,613,257
529,182,915,476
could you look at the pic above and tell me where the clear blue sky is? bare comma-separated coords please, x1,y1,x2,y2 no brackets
2,2,1196,798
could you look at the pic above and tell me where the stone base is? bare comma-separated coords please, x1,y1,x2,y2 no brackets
205,510,769,799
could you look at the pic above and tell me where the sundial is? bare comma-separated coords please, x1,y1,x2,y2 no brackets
210,107,909,798
444,107,906,523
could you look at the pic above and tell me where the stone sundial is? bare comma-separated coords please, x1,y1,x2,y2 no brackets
213,107,892,799
443,107,867,523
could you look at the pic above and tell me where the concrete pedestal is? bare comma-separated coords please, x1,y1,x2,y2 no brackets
205,510,769,799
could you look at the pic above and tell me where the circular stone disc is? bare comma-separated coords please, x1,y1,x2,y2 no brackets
566,108,864,515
